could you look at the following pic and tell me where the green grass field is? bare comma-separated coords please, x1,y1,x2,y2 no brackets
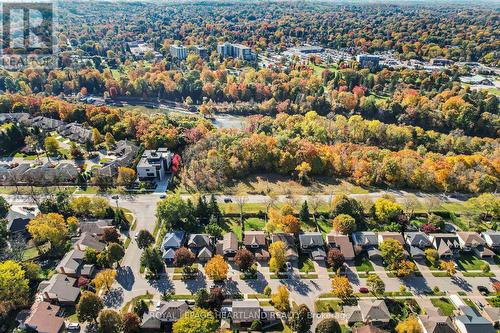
354,256,374,272
456,254,485,271
314,300,342,313
431,298,455,316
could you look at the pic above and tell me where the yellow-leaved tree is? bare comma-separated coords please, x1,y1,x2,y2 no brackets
27,213,68,247
271,285,290,312
205,255,228,281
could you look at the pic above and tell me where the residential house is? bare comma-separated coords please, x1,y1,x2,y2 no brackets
456,232,495,258
405,232,433,259
187,234,213,262
95,140,139,178
56,248,95,278
481,231,500,253
243,231,269,261
453,306,496,333
73,232,106,252
22,301,65,333
140,301,190,330
230,300,261,326
79,219,114,240
39,274,81,305
344,300,391,325
378,232,405,246
299,232,326,261
161,231,186,262
271,233,299,262
352,232,381,260
6,206,36,240
20,162,79,185
0,163,31,185
216,232,239,260
417,315,456,333
136,148,173,182
326,233,355,261
429,234,460,259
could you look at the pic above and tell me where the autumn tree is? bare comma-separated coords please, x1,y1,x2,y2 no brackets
205,255,228,281
439,261,456,276
332,214,356,234
174,247,196,267
173,308,219,333
281,215,300,234
395,260,417,277
123,312,141,333
0,260,29,315
269,240,286,272
98,309,123,333
424,248,439,267
234,248,255,272
396,316,422,333
295,161,311,184
117,167,136,187
290,304,313,333
77,291,103,323
44,136,60,156
379,238,405,270
93,269,116,293
271,285,290,312
373,197,403,224
331,194,364,221
331,275,353,301
327,248,345,270
136,230,154,249
27,213,68,247
316,318,341,333
367,274,385,296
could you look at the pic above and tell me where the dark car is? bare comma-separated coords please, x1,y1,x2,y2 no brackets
359,287,369,294
477,286,489,295
224,198,232,203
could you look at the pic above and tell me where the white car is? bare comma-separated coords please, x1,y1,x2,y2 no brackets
155,301,162,310
66,322,80,330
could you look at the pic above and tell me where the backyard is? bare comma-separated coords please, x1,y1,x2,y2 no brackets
431,298,455,316
456,254,486,271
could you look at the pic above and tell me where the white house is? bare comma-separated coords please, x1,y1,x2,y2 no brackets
137,148,173,181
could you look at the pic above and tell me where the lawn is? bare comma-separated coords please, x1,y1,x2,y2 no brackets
314,300,342,313
298,256,315,273
244,217,266,231
121,293,154,314
431,298,455,316
354,256,374,273
221,218,243,240
22,246,39,261
456,254,485,271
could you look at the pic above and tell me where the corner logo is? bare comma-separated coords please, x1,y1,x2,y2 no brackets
2,2,54,56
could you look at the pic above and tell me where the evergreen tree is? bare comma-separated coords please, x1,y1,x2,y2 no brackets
196,196,209,224
208,194,222,224
299,201,310,224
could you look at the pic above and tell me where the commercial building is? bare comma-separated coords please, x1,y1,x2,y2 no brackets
217,42,254,61
170,45,188,60
356,54,380,70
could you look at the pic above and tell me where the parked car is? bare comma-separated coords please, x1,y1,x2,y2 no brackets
477,286,489,295
359,287,369,293
66,323,80,330
160,194,166,199
224,198,232,203
155,301,162,310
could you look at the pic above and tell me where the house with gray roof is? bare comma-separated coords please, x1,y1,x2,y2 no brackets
216,232,239,260
140,301,190,330
344,300,391,325
271,233,298,262
39,274,80,305
405,232,433,259
453,306,496,333
73,232,106,252
79,219,114,239
6,206,36,240
243,231,269,261
161,231,186,262
429,234,460,259
418,315,455,333
457,232,495,258
352,232,381,260
481,231,500,253
56,248,95,278
299,232,326,261
187,234,213,261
